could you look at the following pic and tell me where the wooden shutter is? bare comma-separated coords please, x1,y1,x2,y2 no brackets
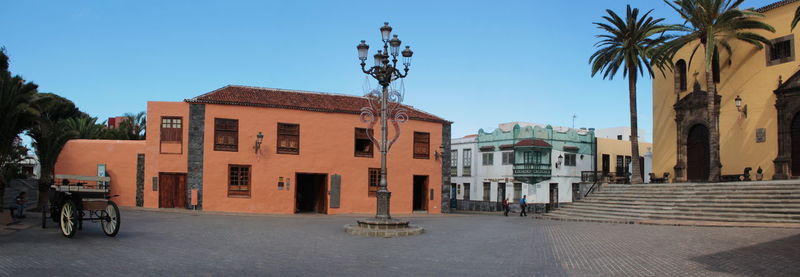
413,132,430,159
215,118,239,151
330,174,341,209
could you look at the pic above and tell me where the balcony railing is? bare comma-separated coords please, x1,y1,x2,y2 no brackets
513,163,551,176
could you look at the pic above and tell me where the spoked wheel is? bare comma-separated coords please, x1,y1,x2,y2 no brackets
101,201,120,237
60,200,77,238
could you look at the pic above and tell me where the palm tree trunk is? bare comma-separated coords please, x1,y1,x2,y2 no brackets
706,70,721,182
628,70,643,184
34,165,52,211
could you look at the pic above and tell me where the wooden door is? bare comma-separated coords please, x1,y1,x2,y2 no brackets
639,157,645,181
549,183,558,208
316,174,327,214
792,113,800,177
497,183,506,202
158,173,187,208
687,124,710,181
602,154,610,175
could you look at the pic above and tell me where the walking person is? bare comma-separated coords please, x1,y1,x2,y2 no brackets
14,191,27,219
519,195,527,217
502,198,510,216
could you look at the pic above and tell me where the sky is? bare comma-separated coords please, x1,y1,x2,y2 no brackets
0,0,780,142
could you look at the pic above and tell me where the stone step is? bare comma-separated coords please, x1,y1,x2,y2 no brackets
581,197,800,204
603,183,800,189
587,193,800,200
559,202,800,216
545,210,798,224
602,180,800,189
598,187,800,193
545,181,800,226
564,200,800,210
592,189,800,195
549,206,800,223
540,211,643,222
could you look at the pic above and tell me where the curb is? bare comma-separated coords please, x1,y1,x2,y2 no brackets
533,215,800,229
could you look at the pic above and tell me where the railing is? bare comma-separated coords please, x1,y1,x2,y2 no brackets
513,163,551,176
581,171,630,198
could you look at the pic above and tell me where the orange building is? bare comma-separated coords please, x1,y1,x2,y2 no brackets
55,85,452,215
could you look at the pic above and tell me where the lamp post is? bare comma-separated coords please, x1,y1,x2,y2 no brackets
357,22,413,220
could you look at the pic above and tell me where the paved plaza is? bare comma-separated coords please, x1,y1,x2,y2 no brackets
1,208,800,276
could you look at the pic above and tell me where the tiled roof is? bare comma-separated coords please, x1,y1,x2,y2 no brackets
514,139,552,148
185,85,449,124
756,0,799,12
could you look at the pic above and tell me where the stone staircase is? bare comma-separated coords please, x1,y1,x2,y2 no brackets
537,180,800,227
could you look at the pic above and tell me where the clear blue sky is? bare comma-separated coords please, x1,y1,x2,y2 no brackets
0,0,778,142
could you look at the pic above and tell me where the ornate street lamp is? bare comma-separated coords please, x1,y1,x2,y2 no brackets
345,22,422,237
358,22,413,220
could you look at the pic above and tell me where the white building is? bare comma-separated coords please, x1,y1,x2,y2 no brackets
450,122,596,212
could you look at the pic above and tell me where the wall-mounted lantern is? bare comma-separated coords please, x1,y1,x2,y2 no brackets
556,154,563,168
735,95,747,118
435,145,444,161
255,132,264,153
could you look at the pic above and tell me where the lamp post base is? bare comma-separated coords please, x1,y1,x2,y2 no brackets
344,218,424,238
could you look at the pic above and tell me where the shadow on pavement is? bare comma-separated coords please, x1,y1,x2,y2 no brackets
691,234,800,276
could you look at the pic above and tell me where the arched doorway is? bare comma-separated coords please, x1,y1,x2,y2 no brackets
687,124,710,181
792,112,800,177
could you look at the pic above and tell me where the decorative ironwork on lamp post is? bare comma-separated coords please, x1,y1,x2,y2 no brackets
357,22,414,220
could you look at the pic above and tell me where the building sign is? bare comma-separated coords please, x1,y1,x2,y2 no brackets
97,164,107,189
756,128,766,143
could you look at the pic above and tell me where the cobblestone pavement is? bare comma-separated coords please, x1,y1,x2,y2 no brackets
1,208,799,276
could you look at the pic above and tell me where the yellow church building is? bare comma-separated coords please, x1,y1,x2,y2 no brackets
652,0,800,182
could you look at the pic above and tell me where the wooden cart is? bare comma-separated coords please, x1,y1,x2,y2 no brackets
42,174,120,238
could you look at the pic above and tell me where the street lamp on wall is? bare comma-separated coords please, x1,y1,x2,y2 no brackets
435,145,444,161
255,132,264,154
735,95,747,118
556,154,563,168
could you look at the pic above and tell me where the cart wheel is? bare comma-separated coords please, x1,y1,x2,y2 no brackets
59,200,77,238
101,201,120,237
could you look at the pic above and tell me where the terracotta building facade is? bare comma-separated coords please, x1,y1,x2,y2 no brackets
55,85,452,215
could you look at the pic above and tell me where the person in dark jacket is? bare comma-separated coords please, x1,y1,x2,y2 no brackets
502,198,510,216
14,191,26,218
519,195,528,217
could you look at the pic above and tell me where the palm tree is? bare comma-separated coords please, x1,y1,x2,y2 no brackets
0,49,39,158
658,0,774,182
122,111,146,140
1,47,9,72
0,73,38,155
590,5,675,184
64,117,106,139
105,111,146,140
0,49,39,207
28,93,87,210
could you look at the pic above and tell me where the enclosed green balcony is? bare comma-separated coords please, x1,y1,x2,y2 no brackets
512,163,551,177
